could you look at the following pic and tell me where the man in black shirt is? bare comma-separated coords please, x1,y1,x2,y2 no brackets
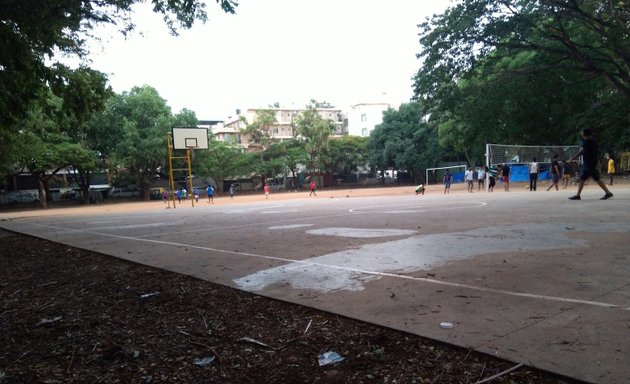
568,128,613,200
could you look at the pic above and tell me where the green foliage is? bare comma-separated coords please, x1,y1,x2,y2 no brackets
368,103,439,182
294,101,336,173
0,0,236,127
326,136,369,175
102,85,178,196
242,109,277,155
264,140,309,179
413,0,630,156
194,139,249,192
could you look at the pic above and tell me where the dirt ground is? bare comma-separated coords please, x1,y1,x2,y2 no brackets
1,223,583,383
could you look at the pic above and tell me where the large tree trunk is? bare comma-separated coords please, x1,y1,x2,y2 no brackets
37,176,48,209
77,169,91,204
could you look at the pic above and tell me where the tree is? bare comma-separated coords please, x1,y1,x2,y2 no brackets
108,85,175,199
294,101,336,174
12,91,99,208
414,0,630,101
264,140,309,188
194,139,249,193
0,0,237,137
368,103,439,183
414,0,630,155
241,109,277,159
326,136,369,177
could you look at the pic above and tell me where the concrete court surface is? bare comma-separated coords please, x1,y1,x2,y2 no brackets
1,185,629,383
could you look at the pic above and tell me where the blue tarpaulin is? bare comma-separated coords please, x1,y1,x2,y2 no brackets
501,164,551,182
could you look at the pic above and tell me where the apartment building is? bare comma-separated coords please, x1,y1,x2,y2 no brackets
221,106,345,151
346,102,390,137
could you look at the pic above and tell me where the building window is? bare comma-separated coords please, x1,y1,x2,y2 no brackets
361,128,368,136
361,113,367,122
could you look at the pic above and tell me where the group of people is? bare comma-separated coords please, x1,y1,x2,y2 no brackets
437,128,615,200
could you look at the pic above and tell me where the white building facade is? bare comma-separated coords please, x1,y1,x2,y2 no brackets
346,102,390,137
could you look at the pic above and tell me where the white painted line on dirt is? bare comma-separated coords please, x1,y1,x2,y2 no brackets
134,211,365,238
269,224,314,230
306,227,416,238
26,221,630,312
88,222,183,230
349,201,487,214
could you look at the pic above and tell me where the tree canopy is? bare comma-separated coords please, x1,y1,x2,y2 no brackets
0,0,237,138
414,0,630,157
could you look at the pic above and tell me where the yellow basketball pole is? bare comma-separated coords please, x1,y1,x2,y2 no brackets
187,148,194,207
166,132,176,209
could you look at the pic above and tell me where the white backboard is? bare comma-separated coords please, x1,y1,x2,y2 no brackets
172,127,209,150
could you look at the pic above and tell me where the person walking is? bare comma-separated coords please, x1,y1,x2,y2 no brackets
465,167,474,193
193,188,199,203
206,184,214,204
500,163,510,191
561,160,572,189
309,181,317,196
263,184,270,199
488,165,497,192
229,183,236,199
415,184,425,195
443,171,453,194
162,189,168,204
568,128,613,200
528,157,539,191
546,154,561,191
607,153,615,186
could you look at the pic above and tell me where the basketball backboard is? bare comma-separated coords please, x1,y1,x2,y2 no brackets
172,127,209,150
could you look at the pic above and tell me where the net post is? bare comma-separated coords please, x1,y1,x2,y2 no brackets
485,143,490,192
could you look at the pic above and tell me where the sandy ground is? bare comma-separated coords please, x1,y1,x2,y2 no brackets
0,181,554,219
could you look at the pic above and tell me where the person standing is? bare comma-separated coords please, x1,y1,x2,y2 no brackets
528,157,539,191
443,171,453,194
162,189,169,204
176,188,183,204
206,184,214,204
263,184,270,199
465,167,474,193
193,188,199,203
229,183,236,199
607,153,615,186
477,166,486,191
568,128,613,200
500,163,510,191
309,181,317,196
546,154,561,191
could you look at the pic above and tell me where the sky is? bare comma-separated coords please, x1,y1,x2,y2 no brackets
83,0,454,120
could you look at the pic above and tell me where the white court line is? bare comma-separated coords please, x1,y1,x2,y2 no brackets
27,222,630,312
349,201,487,213
134,210,365,238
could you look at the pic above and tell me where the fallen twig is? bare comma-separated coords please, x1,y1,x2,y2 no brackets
189,340,222,362
66,345,76,373
238,337,275,350
7,350,31,369
304,319,312,334
475,363,524,384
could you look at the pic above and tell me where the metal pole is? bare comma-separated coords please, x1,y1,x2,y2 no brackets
187,148,194,207
167,132,176,208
